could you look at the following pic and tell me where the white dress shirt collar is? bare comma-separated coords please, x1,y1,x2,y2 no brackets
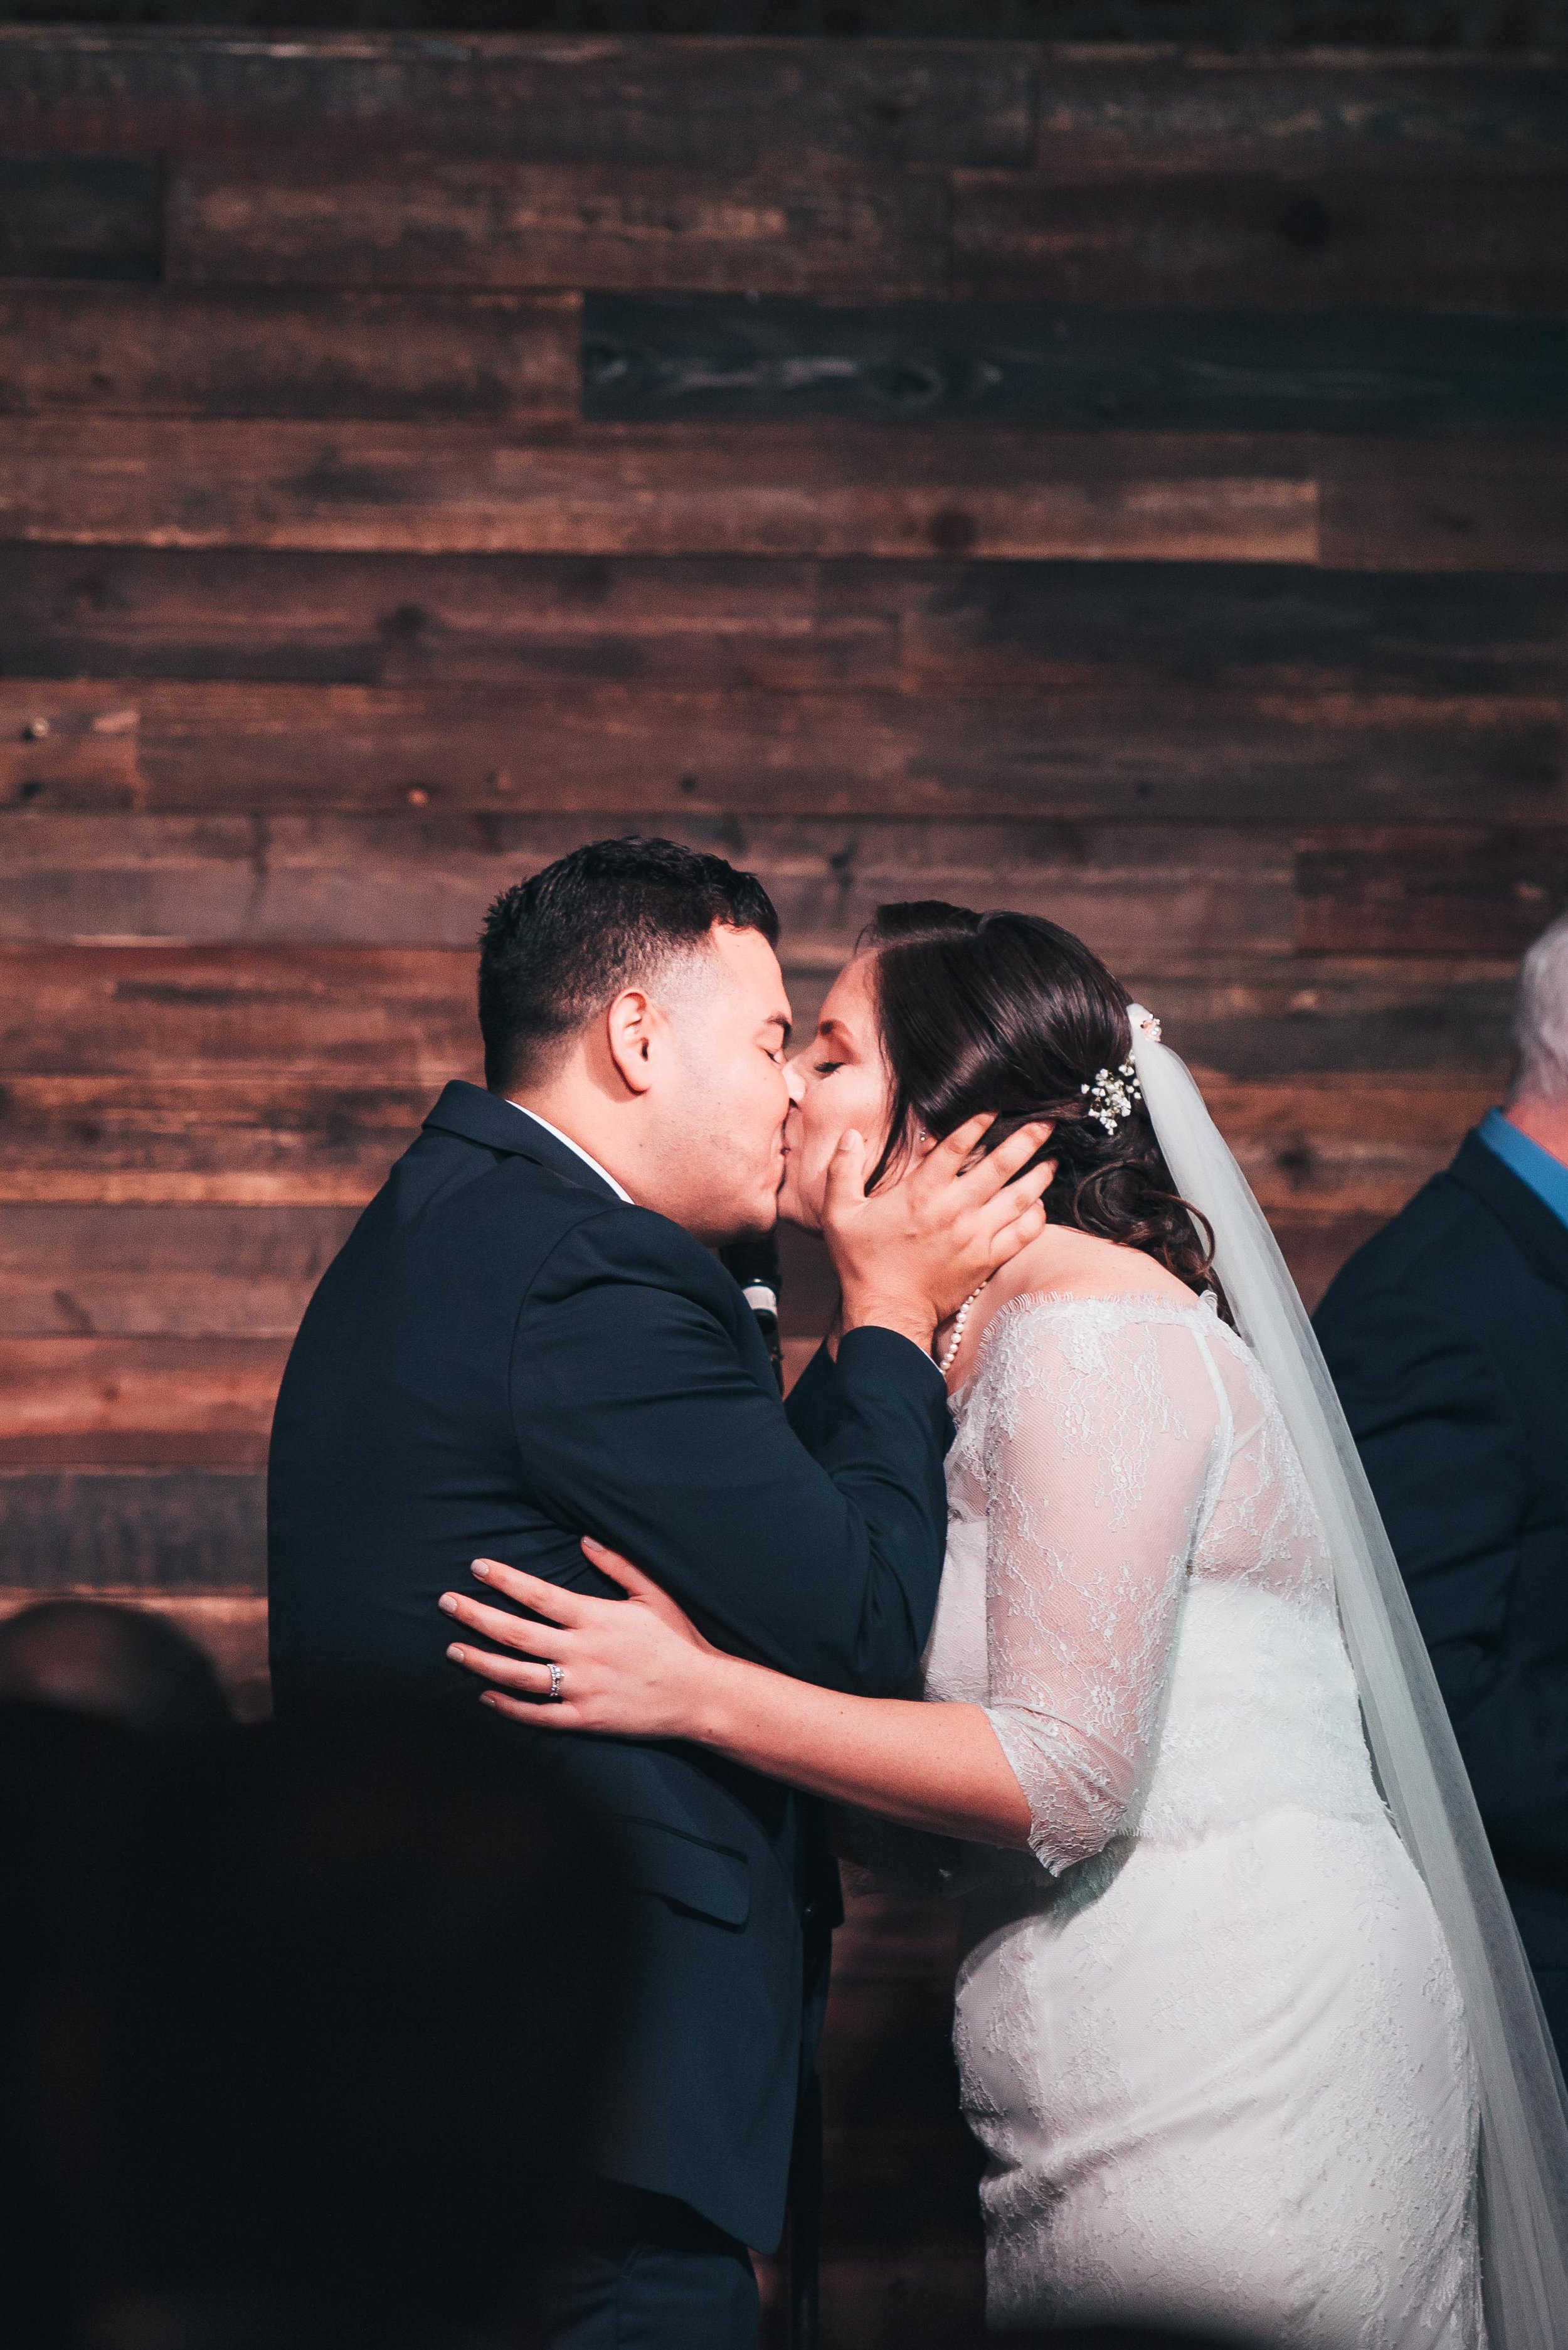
507,1103,632,1204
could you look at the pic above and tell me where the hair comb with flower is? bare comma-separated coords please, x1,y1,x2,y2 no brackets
1080,1060,1143,1135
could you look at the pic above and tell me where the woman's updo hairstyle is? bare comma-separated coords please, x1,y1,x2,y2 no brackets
860,901,1219,1300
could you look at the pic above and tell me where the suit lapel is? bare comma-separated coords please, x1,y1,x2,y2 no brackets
1449,1129,1568,1294
420,1081,622,1203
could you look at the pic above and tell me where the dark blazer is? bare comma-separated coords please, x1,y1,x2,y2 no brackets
267,1081,951,2250
1315,1129,1568,2016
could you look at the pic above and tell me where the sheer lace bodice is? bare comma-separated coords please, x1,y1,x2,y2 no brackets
926,1289,1389,1874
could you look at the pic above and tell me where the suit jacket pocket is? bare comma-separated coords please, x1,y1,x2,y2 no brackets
617,1813,751,1928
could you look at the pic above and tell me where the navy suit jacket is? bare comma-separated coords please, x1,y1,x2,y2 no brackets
1316,1130,1568,1982
267,1081,951,2248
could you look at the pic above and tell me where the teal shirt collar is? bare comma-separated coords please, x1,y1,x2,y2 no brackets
1477,1107,1568,1233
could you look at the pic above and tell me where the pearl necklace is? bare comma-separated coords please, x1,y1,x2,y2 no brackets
938,1277,992,1378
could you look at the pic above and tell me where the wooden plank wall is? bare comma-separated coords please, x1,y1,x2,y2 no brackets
0,32,1564,2336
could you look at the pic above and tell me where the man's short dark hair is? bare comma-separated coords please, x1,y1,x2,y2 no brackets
478,836,780,1093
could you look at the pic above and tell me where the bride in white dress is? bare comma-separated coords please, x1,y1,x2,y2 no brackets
443,904,1568,2349
936,1283,1478,2342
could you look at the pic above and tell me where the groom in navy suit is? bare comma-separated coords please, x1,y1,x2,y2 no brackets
267,837,1048,2348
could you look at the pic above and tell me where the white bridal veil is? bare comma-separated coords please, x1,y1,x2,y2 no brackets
1126,1005,1568,2350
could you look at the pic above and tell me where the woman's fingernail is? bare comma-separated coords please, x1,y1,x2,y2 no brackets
480,1691,501,1708
472,1560,491,1579
439,1594,457,1614
447,1644,465,1662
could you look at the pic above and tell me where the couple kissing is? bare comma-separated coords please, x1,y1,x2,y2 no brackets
268,835,1567,2350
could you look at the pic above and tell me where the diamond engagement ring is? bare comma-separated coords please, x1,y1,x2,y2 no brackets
545,1661,565,1703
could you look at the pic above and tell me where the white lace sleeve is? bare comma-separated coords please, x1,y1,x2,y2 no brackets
979,1305,1225,1876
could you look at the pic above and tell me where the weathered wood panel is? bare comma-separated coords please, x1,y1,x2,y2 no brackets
0,287,580,420
4,548,1562,696
583,297,1568,430
951,171,1568,311
2,36,1562,176
0,944,1518,1081
0,418,1325,562
1,419,1561,570
1320,435,1568,571
0,946,475,1077
3,683,1557,826
1298,824,1568,953
166,157,1568,314
0,1203,356,1337
0,30,1036,169
1137,962,1517,1077
0,813,1299,965
898,561,1568,693
0,1336,287,1457
1028,53,1568,178
0,1080,423,1206
0,547,911,689
167,157,950,300
0,1470,264,1586
0,154,161,281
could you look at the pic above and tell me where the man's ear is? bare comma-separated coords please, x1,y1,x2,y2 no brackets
603,989,659,1097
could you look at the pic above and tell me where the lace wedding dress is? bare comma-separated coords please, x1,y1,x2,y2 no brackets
924,1288,1483,2346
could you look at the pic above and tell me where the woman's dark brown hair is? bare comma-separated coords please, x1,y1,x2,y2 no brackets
860,901,1219,1300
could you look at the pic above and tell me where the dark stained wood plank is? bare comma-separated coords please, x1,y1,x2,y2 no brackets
4,549,1564,699
166,157,950,302
951,171,1568,312
1321,437,1568,571
0,154,161,282
9,418,1564,570
1296,824,1568,954
0,1588,268,1713
1125,962,1518,1079
1030,53,1568,178
0,1470,263,1587
0,946,476,1084
1202,1070,1495,1216
0,287,579,420
0,418,1322,562
1,680,1559,826
0,1203,356,1337
0,1336,289,1455
0,1076,428,1206
0,812,1298,964
0,548,909,691
4,41,1563,176
898,562,1568,696
585,295,1568,431
0,30,1034,170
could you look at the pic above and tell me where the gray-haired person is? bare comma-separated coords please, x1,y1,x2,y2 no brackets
1317,910,1568,2057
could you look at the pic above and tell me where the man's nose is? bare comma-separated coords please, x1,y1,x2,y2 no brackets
785,1058,805,1105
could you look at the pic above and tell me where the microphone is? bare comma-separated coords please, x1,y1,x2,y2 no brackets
719,1232,784,1392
